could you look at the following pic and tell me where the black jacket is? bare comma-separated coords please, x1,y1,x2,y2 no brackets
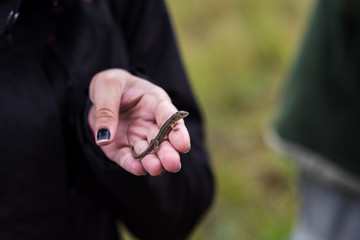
0,0,214,239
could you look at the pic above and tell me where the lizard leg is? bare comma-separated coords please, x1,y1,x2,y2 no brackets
154,139,160,153
170,122,179,130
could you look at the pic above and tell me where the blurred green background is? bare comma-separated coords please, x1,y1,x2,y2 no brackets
124,0,314,239
167,0,314,239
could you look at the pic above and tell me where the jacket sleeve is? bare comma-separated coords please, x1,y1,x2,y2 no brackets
77,1,214,239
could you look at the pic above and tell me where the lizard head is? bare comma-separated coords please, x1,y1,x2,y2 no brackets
177,110,189,119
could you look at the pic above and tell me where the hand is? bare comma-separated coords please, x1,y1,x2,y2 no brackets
87,69,190,176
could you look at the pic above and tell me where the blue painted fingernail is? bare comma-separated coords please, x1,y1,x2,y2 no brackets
97,128,110,143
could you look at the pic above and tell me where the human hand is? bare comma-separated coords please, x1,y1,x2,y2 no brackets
87,69,190,176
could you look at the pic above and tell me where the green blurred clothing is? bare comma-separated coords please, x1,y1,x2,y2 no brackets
273,0,360,187
271,1,360,238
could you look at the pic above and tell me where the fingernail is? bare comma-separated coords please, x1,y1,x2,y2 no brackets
184,144,191,153
160,169,166,176
97,128,110,143
175,163,182,173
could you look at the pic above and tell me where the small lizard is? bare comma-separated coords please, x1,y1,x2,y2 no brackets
127,110,189,159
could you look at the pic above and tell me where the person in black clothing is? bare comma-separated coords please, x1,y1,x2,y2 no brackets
0,0,214,239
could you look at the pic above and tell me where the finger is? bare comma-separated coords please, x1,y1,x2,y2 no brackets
156,140,181,172
128,137,164,176
132,122,181,173
125,135,165,176
154,99,178,127
131,138,152,157
89,71,124,146
154,101,191,153
142,123,182,172
168,120,191,153
141,155,164,176
105,146,147,176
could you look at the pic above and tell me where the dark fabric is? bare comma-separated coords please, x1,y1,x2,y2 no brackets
0,0,22,36
0,0,214,239
274,0,360,177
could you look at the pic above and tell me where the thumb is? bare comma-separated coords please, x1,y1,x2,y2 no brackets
89,71,123,146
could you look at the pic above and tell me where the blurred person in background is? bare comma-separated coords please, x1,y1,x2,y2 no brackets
0,0,214,239
268,0,360,239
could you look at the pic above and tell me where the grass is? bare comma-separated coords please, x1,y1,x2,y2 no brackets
121,0,314,239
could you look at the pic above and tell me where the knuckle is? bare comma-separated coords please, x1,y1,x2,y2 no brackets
154,87,169,99
94,69,123,86
146,84,169,100
102,72,117,85
95,107,117,122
